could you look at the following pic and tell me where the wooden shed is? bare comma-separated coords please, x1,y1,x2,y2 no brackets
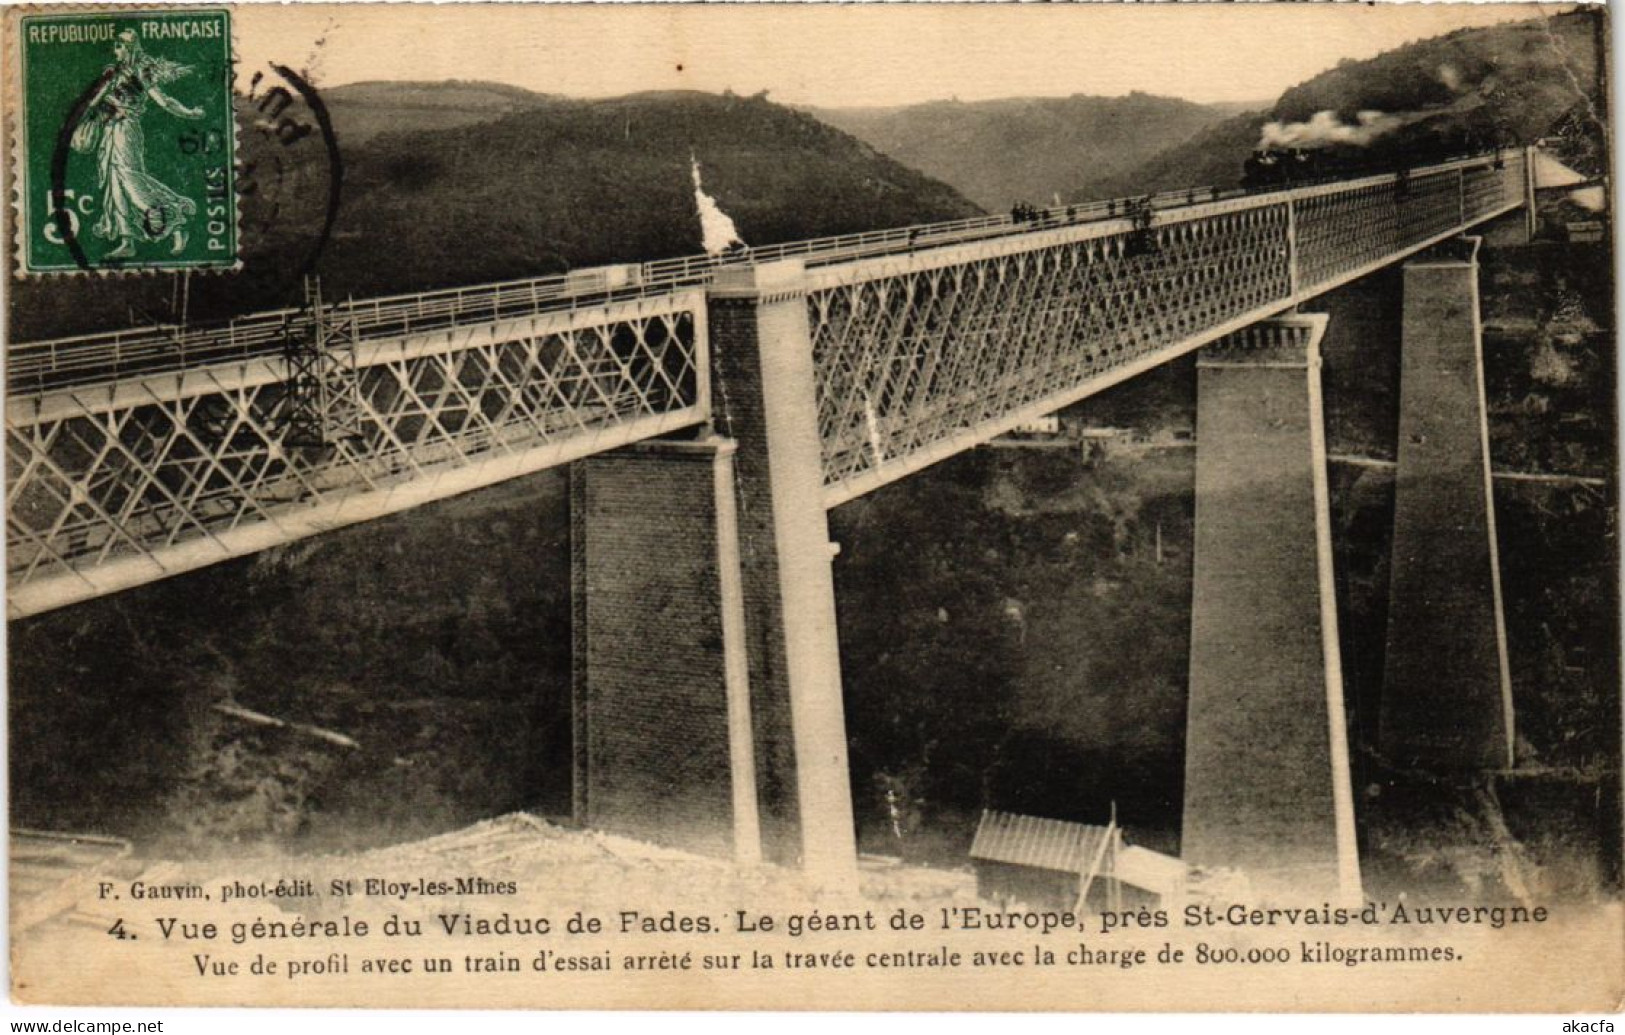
968,809,1120,911
968,809,1188,912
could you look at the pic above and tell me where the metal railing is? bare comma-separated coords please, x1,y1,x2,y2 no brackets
7,151,1519,396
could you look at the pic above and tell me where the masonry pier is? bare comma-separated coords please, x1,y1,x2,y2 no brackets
571,437,761,862
1183,315,1361,903
1379,242,1515,771
707,261,860,887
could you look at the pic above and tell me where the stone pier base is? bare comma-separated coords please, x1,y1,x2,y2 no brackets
1183,314,1361,904
571,437,760,863
1380,245,1515,772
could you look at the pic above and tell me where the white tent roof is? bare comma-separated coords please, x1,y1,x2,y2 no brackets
1534,149,1591,189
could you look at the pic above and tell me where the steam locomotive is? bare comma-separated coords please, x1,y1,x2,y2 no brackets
1238,148,1415,191
1242,149,1322,190
1241,139,1507,192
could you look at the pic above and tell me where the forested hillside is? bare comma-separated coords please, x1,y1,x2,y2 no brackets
1090,9,1605,197
10,89,979,340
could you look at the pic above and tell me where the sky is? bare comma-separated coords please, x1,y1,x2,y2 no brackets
233,1,1579,109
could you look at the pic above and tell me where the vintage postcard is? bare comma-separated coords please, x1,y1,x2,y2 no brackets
2,0,1619,1019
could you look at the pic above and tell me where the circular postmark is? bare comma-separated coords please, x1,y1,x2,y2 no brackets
233,62,344,286
44,50,342,286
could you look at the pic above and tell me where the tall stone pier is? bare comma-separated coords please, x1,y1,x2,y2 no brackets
572,437,761,863
572,260,860,888
1379,243,1515,772
1183,314,1361,904
707,261,859,886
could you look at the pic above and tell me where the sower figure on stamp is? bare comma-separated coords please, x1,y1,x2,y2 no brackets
71,29,202,259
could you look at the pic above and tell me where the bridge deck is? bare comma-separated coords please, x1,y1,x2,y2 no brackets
8,161,1481,396
5,150,1530,616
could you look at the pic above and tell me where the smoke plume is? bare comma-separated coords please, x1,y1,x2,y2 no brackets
691,158,745,256
1258,110,1413,150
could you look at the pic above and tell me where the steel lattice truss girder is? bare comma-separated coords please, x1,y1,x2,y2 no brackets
810,155,1525,505
7,292,707,617
4,154,1526,614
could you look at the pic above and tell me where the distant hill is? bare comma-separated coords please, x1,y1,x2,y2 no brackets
1205,100,1274,119
1088,112,1271,200
1089,10,1606,198
810,93,1229,211
314,90,980,299
11,89,980,340
322,80,560,145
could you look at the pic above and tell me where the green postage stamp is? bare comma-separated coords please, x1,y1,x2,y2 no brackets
14,8,236,274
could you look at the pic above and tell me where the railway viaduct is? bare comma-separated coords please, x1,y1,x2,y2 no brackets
6,150,1539,901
